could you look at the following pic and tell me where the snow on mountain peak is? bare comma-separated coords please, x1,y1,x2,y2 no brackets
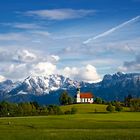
21,74,78,95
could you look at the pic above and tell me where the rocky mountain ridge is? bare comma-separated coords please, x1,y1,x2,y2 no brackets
0,72,140,104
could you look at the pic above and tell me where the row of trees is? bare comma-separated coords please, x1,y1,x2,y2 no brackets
106,102,123,112
0,101,77,117
129,98,140,112
106,97,140,112
124,94,140,112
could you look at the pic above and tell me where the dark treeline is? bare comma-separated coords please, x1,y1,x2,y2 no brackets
0,101,77,117
106,94,140,112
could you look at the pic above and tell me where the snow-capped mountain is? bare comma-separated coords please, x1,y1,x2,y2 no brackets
93,72,140,101
0,80,22,97
21,74,79,95
0,72,140,104
1,74,79,96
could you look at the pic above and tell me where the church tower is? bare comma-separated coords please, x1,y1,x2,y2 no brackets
76,88,81,103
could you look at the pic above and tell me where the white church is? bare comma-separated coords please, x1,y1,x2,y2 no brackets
76,88,94,103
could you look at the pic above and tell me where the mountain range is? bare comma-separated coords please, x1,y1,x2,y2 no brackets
0,72,140,104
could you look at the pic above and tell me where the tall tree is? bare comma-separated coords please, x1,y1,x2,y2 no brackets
59,91,72,105
130,98,140,112
115,102,123,112
106,103,114,112
124,94,133,107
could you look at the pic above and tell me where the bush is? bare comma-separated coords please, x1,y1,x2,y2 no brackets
94,108,97,113
94,97,102,104
106,103,114,112
110,101,116,106
130,98,140,112
64,110,71,114
71,107,78,114
124,94,133,107
64,107,78,115
38,107,49,115
115,102,123,112
47,105,63,115
102,100,106,104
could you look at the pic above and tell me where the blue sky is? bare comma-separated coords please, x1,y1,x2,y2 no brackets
0,0,140,82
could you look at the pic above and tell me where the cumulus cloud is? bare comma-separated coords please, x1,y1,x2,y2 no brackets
26,9,95,20
119,55,140,72
0,49,37,63
0,48,61,80
2,63,29,80
0,50,14,62
0,58,101,83
0,47,101,83
14,49,37,63
78,65,101,83
0,75,6,82
1,61,57,80
31,62,56,76
60,64,101,83
62,67,78,78
47,55,60,63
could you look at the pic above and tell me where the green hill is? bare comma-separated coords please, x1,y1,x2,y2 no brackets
60,104,130,114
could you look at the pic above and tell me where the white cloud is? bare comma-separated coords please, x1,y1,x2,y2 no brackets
0,33,28,41
62,67,79,78
0,30,50,43
60,64,101,83
0,50,101,82
1,23,42,30
3,63,29,80
12,23,41,30
0,49,37,63
14,49,37,63
31,62,56,76
0,75,6,82
47,55,60,63
0,48,61,80
26,9,95,20
31,31,50,37
1,61,57,81
119,55,140,72
0,50,14,62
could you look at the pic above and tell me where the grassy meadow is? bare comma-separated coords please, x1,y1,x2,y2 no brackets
0,104,140,140
60,103,130,113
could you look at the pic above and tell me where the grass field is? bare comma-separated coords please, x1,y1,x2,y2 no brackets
0,104,139,140
60,103,130,113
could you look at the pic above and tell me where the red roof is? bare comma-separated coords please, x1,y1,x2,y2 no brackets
80,93,93,98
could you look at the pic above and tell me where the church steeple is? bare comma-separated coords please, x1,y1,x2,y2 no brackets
76,84,81,103
77,88,80,94
76,87,80,98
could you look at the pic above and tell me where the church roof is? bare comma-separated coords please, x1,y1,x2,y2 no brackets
80,93,93,98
